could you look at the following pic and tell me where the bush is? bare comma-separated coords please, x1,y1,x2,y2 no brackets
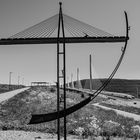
50,87,56,93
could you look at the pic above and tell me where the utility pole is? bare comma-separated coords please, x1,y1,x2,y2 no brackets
18,75,20,88
9,72,12,90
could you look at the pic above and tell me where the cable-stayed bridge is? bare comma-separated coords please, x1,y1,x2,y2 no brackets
0,13,127,45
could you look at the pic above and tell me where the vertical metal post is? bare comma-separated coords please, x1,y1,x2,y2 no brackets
57,3,61,140
60,2,67,140
57,2,67,140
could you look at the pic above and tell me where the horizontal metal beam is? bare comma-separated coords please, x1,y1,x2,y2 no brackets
0,36,128,45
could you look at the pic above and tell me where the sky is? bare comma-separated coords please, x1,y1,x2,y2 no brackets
0,0,140,85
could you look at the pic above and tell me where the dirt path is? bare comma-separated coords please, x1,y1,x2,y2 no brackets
0,130,56,140
93,103,140,121
0,87,30,103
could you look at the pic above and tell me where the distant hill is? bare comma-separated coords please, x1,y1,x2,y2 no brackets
79,79,140,98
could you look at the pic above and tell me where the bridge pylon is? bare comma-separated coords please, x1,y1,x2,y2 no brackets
75,68,82,89
71,73,74,88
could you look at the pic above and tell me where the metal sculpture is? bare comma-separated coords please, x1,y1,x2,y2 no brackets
0,2,129,140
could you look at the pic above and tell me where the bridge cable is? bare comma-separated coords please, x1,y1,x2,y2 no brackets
9,14,58,38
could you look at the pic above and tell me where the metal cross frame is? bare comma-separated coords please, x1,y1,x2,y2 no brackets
57,2,67,140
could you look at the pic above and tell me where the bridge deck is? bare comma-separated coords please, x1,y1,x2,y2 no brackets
0,36,128,45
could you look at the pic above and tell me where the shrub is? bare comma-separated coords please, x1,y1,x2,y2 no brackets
50,87,56,93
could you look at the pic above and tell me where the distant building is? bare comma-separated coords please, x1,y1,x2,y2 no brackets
31,82,49,87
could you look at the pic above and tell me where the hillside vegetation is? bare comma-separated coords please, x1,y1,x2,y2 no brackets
0,86,139,139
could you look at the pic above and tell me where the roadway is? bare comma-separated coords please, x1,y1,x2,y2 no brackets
0,36,127,45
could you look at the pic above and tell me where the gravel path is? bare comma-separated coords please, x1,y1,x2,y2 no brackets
105,98,140,108
0,130,82,140
0,130,56,140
